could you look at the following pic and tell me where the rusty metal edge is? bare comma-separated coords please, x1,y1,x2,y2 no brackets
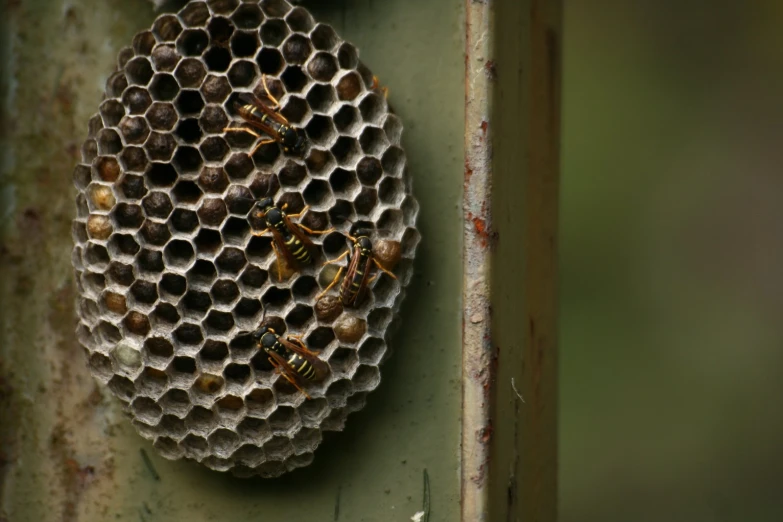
462,1,562,521
462,0,494,520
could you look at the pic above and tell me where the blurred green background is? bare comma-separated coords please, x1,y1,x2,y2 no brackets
560,2,783,521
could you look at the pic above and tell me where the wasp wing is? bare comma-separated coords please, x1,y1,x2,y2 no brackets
269,226,301,270
266,349,311,399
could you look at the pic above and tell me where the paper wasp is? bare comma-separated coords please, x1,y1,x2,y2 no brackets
370,75,389,98
251,324,327,399
316,231,396,307
224,75,307,155
251,197,333,281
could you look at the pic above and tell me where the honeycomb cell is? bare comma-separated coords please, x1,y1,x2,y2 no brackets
175,89,206,116
230,31,259,58
122,86,153,115
224,363,251,385
159,273,187,300
200,104,230,134
358,337,385,365
81,140,98,163
119,147,149,173
281,66,308,93
311,23,338,51
200,139,230,164
173,180,203,205
163,239,195,268
175,118,203,144
200,75,232,103
142,192,174,219
153,15,183,42
130,280,159,307
378,177,404,205
286,6,314,33
307,326,334,350
159,388,192,417
145,132,177,162
359,126,388,156
104,291,128,315
374,239,402,271
227,60,258,88
117,46,134,70
125,310,151,336
383,113,403,145
87,215,112,240
100,99,125,127
193,373,225,395
282,34,312,65
239,265,268,290
177,29,209,57
169,208,199,234
107,262,135,287
126,57,154,86
333,105,360,135
108,375,135,401
119,116,151,145
152,302,180,326
174,323,205,345
197,198,228,227
221,216,250,245
334,315,367,344
112,203,144,229
205,310,235,333
140,220,171,246
151,44,181,72
159,415,187,438
181,433,209,457
175,58,207,88
132,397,163,425
256,47,284,76
97,129,122,155
354,187,377,215
208,0,238,15
305,115,335,146
204,46,232,72
216,395,245,417
336,72,362,101
105,71,128,98
194,229,222,256
328,347,359,376
182,289,212,315
337,43,358,70
172,146,204,174
306,83,335,114
377,208,403,231
208,16,234,45
307,52,337,83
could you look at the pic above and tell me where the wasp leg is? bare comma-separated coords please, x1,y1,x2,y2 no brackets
224,127,262,138
367,274,377,285
267,352,311,399
249,138,276,156
261,75,288,118
298,224,334,235
371,75,389,98
316,266,344,300
252,227,271,237
372,258,397,279
322,250,349,266
271,242,284,282
283,204,309,219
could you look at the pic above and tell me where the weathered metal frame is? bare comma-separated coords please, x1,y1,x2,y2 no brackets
463,0,561,520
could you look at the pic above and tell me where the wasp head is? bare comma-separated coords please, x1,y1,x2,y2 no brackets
282,128,307,155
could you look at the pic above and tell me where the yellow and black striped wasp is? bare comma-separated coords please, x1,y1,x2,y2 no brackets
316,231,397,307
224,75,307,155
251,324,327,400
251,197,333,281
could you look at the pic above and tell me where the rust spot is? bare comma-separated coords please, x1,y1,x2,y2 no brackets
464,158,473,184
480,120,488,134
484,59,497,80
471,215,490,247
479,423,493,444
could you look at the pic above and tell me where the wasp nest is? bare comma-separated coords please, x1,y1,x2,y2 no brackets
72,0,419,477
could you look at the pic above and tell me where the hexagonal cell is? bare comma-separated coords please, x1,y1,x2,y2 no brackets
107,374,135,401
112,203,144,229
103,291,128,315
126,57,153,86
200,137,230,163
215,395,245,418
142,192,174,219
268,406,300,433
331,136,360,166
223,363,251,386
179,0,210,27
97,129,122,155
118,147,148,174
237,416,272,445
310,23,337,50
232,297,263,327
149,73,180,101
159,273,187,300
117,46,134,70
153,14,183,42
305,115,335,147
221,216,250,246
227,60,258,88
173,322,205,345
146,102,178,132
174,58,207,89
175,118,203,145
182,289,212,315
81,140,98,163
173,179,203,206
327,347,359,376
124,310,152,336
177,28,209,57
336,71,362,101
121,86,153,115
208,15,234,43
194,228,222,256
200,75,232,103
354,187,377,216
131,396,163,425
222,154,254,182
188,259,217,288
333,105,360,136
163,239,195,268
150,45,180,73
377,208,403,232
152,302,180,326
230,30,259,58
197,198,228,227
205,310,235,333
256,47,284,76
130,280,159,307
358,337,385,365
367,307,392,332
378,177,404,205
239,265,268,291
307,326,334,350
169,208,200,234
334,315,367,344
181,433,209,457
105,71,128,98
86,215,112,240
140,220,171,246
263,435,294,461
135,366,169,397
107,262,135,287
307,52,338,83
144,132,177,162
281,34,312,65
280,66,308,93
158,388,192,417
359,126,389,156
280,95,308,125
284,303,313,329
175,90,206,117
304,83,335,115
159,415,188,439
337,42,358,70
204,46,232,72
215,247,247,275
193,373,225,396
172,146,204,174
118,116,151,145
100,99,125,127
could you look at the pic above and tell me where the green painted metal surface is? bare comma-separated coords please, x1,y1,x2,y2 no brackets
0,1,464,520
